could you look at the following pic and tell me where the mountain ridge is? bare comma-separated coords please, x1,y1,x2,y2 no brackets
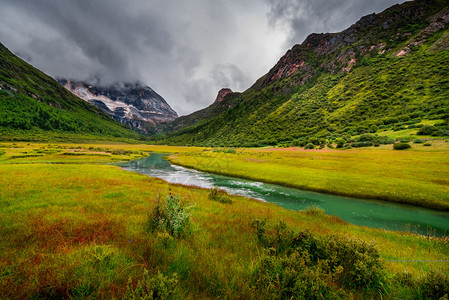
159,0,449,147
0,42,143,142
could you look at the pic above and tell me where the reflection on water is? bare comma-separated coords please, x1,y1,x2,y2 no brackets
119,153,449,237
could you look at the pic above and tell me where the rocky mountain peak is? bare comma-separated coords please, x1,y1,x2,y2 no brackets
58,79,177,134
214,88,233,103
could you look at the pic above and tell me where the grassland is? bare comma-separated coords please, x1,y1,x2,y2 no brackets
167,140,449,210
0,142,448,299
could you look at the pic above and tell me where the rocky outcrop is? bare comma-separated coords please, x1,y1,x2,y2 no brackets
59,79,177,134
398,7,449,55
260,0,445,89
214,88,233,103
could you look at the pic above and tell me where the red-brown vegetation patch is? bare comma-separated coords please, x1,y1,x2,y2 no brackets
16,215,126,251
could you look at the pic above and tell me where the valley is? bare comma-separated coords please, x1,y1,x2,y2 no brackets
0,142,448,299
1,0,449,298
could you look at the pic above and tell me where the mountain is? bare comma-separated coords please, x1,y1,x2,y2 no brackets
59,79,177,135
165,88,239,132
160,0,449,147
0,42,142,142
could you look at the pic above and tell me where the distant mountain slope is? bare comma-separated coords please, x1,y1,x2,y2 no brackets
0,42,143,141
161,0,449,147
59,79,177,135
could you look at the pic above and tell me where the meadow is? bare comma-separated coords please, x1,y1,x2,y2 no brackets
0,142,448,299
167,140,449,210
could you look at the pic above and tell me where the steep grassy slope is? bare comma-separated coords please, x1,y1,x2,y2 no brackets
0,43,143,142
161,0,449,147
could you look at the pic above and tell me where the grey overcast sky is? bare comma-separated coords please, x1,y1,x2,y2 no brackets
0,0,404,115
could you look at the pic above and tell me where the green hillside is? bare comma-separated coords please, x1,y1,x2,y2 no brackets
0,43,143,142
161,0,449,147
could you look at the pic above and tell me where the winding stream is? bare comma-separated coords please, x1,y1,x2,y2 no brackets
119,153,449,237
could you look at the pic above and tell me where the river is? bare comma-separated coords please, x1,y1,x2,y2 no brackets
119,153,449,237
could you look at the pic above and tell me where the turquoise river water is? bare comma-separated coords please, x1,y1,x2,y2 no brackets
119,153,449,237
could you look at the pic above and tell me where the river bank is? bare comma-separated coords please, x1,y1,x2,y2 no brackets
122,153,449,237
166,143,449,210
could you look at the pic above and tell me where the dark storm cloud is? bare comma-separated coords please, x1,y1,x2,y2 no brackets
2,0,174,84
0,0,404,115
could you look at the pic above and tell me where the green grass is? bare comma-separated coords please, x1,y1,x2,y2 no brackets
0,43,143,142
0,142,448,298
168,141,449,210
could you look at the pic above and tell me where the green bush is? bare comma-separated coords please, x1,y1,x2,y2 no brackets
393,143,411,150
414,139,424,144
304,143,315,150
293,138,307,147
208,187,232,204
417,270,449,299
148,194,193,238
335,138,346,148
357,134,375,142
124,269,178,300
417,125,438,136
423,143,432,146
304,205,325,216
0,150,5,156
251,223,387,299
212,148,236,154
309,137,325,146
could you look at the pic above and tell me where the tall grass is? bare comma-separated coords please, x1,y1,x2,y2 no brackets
0,142,448,298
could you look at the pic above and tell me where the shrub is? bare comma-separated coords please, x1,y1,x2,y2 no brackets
407,124,420,129
124,269,178,300
357,134,375,142
208,187,232,204
369,125,378,133
308,137,321,145
148,194,193,238
304,204,325,216
393,125,407,131
423,143,432,146
0,150,5,156
251,223,387,299
417,270,449,299
335,138,346,148
292,138,307,147
414,139,424,144
417,125,438,136
393,143,411,150
304,143,315,150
